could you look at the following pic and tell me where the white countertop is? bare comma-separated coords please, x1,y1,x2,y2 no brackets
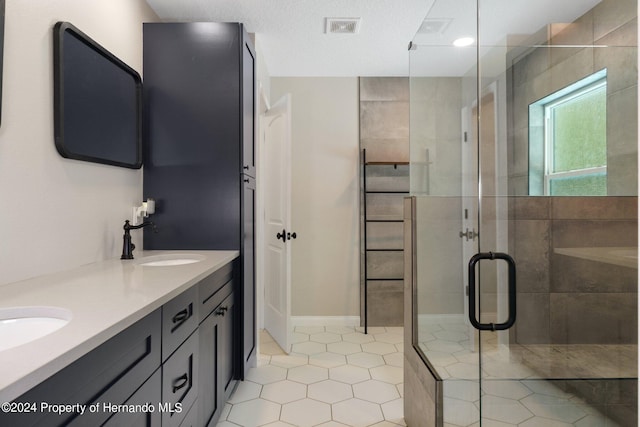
0,250,239,403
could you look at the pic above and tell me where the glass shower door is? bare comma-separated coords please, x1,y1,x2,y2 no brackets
475,0,638,426
409,1,482,425
410,0,638,425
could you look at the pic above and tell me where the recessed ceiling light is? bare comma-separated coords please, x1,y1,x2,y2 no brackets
453,37,475,47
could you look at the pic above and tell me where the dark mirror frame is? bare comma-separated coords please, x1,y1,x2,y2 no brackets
53,21,143,169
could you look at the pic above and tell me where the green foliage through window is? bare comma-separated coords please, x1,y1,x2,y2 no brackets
529,70,607,196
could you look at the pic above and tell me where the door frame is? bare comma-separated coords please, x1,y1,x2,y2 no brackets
256,82,269,335
257,83,293,353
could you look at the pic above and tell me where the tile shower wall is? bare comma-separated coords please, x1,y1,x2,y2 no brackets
360,77,409,326
360,78,410,163
409,77,463,196
507,0,638,196
509,196,638,345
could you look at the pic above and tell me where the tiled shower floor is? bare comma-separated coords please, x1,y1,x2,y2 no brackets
216,326,406,427
419,318,637,427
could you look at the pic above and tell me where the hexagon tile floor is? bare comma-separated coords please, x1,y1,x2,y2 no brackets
418,319,636,427
215,323,636,427
215,326,406,427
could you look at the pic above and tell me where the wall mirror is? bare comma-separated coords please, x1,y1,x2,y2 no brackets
53,22,142,169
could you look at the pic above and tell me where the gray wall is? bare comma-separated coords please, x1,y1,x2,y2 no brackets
509,196,638,344
271,77,360,318
360,76,466,325
414,196,464,316
409,77,465,317
409,77,463,196
506,0,639,344
508,0,637,196
360,77,409,326
360,77,410,162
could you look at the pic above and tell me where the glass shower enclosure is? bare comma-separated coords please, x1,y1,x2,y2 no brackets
406,0,638,425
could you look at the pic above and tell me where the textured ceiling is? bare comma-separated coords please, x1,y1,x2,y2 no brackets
410,0,602,76
145,0,604,77
145,0,435,76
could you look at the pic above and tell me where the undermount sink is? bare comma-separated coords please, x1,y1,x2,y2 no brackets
137,254,205,267
0,306,72,352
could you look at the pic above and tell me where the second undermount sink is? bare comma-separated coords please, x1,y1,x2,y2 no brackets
0,306,72,352
137,254,205,267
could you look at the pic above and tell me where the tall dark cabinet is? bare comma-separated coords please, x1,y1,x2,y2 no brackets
142,22,257,384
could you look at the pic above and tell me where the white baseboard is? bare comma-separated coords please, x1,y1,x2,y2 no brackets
417,313,465,324
291,316,361,327
417,313,497,325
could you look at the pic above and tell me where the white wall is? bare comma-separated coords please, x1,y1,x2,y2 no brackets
0,0,158,286
271,77,360,317
255,36,271,109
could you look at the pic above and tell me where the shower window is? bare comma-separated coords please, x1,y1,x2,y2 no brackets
529,70,607,195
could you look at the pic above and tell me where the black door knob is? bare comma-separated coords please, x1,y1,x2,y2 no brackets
287,232,297,240
276,229,286,243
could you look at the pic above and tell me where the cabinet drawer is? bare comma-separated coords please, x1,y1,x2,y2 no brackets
162,331,199,427
178,400,198,427
102,369,162,427
163,286,198,361
2,310,161,427
199,261,235,321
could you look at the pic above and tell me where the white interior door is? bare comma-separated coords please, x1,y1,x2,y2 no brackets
262,94,292,353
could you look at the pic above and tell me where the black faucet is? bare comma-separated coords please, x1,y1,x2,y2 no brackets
121,220,156,260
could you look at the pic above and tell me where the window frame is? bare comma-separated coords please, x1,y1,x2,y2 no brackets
534,72,608,195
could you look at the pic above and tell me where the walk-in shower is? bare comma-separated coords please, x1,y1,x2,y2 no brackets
404,0,638,425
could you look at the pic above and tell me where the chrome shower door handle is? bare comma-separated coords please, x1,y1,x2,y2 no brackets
467,252,517,331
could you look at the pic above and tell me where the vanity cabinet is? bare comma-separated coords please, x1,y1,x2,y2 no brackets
0,309,162,427
197,261,237,426
161,331,198,427
161,286,200,427
242,176,256,375
102,370,162,427
177,402,198,427
143,22,256,379
162,286,198,362
0,258,238,427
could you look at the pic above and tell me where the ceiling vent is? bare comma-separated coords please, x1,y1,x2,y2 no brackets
417,18,451,35
325,18,361,34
